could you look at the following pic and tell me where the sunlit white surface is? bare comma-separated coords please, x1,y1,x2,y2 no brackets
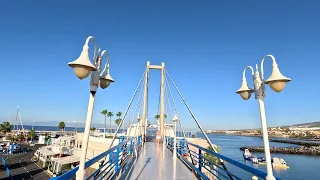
129,141,196,180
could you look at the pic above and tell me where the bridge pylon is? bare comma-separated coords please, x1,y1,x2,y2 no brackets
142,61,165,142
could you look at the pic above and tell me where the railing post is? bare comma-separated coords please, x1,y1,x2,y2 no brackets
115,148,119,173
172,137,174,149
199,149,202,172
130,140,133,155
179,140,184,155
137,136,140,145
165,136,168,146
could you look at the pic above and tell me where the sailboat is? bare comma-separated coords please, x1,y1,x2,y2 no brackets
13,108,26,135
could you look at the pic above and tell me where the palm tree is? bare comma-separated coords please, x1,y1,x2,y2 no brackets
29,129,36,142
116,112,123,129
154,114,160,120
101,110,108,135
154,114,167,125
17,132,25,142
115,119,121,127
116,112,122,120
58,121,66,133
90,127,97,131
154,114,167,119
107,112,114,133
0,122,13,134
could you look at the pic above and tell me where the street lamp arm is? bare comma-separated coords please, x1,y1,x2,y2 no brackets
242,66,254,80
84,36,99,63
99,50,110,75
260,54,277,81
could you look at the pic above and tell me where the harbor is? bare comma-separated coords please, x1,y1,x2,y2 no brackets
1,1,320,180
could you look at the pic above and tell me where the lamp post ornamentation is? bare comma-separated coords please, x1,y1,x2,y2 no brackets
68,36,114,180
236,54,291,180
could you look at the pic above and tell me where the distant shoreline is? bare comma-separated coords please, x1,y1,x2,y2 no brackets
207,132,320,141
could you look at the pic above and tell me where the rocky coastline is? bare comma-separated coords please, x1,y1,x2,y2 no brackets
240,146,320,156
269,139,320,147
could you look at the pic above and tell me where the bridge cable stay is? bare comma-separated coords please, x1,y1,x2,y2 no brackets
164,75,187,138
164,83,173,119
134,76,146,140
107,68,147,151
165,80,178,134
165,79,185,137
135,74,145,115
125,79,144,134
126,71,146,140
163,84,172,135
164,69,234,180
157,84,161,120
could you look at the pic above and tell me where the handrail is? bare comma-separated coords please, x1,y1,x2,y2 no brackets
165,137,281,180
51,136,140,180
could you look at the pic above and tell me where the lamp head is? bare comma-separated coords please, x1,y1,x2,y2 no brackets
236,79,254,100
68,47,97,80
136,114,141,122
172,114,179,122
99,74,114,89
99,66,115,89
265,64,291,92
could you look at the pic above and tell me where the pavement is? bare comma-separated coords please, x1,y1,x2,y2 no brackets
0,144,51,180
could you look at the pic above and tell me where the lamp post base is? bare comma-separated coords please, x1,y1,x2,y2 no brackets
265,175,276,180
76,169,85,180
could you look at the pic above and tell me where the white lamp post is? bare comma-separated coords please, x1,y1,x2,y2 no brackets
137,113,141,138
69,36,114,180
172,114,179,155
236,54,291,180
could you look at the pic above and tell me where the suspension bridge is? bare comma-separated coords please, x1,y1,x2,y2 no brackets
52,61,280,180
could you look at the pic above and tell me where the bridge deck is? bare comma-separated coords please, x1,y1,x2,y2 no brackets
128,141,196,180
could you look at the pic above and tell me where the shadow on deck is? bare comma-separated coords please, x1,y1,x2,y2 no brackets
119,141,197,180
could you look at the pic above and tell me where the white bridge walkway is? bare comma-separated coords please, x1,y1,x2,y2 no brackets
128,141,196,180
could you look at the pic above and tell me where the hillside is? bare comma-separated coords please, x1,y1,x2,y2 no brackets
285,121,320,128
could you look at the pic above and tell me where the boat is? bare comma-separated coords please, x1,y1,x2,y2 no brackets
243,149,266,164
272,157,289,168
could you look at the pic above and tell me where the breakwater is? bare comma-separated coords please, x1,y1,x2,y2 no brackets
269,139,320,147
240,146,320,156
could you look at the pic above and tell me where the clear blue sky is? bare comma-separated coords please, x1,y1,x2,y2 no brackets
0,1,319,130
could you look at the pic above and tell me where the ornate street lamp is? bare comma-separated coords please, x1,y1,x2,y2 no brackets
69,36,114,180
236,54,290,180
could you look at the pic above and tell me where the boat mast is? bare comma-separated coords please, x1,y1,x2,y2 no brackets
18,109,25,134
14,109,18,131
32,119,35,130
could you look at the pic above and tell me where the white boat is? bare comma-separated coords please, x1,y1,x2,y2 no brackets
272,157,289,168
243,149,266,164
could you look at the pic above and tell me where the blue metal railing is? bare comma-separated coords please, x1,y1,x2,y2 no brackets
51,136,142,180
2,157,13,180
165,137,281,180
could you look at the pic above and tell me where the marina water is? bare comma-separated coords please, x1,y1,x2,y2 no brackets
204,134,320,179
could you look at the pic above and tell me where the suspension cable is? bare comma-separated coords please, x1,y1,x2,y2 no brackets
165,75,187,138
135,74,145,114
165,83,173,118
157,81,161,116
127,74,145,138
108,68,147,149
165,69,234,180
